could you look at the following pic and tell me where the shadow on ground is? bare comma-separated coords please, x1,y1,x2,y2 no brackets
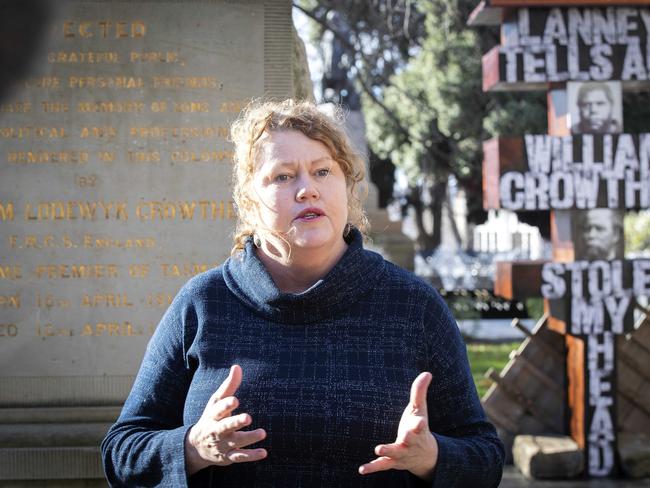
500,467,650,487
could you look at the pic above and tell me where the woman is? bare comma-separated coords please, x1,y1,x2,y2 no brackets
102,100,504,487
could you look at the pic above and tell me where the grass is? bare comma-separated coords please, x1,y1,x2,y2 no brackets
466,342,520,399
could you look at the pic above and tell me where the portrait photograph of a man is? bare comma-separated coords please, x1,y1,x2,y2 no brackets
568,81,623,135
573,208,625,260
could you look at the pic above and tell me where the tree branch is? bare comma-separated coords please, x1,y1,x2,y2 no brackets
293,2,455,166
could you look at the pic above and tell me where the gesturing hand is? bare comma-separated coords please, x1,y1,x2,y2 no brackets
359,372,439,481
184,365,267,475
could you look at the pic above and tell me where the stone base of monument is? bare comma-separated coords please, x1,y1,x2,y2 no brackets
365,201,415,271
513,434,584,479
0,482,104,488
619,432,650,479
0,406,118,485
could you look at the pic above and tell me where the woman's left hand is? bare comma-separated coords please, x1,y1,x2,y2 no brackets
358,372,438,481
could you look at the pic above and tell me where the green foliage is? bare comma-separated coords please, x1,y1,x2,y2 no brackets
625,211,650,255
361,0,546,216
623,92,650,134
298,0,548,232
467,342,519,399
525,298,544,322
482,94,548,136
299,1,650,234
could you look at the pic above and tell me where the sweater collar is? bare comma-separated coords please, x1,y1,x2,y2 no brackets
222,228,385,324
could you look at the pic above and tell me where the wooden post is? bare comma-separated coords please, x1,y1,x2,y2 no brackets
476,3,650,478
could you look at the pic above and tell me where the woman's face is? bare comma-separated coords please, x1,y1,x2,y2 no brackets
251,130,348,255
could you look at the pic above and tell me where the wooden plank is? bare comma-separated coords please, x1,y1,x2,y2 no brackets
494,262,514,299
618,338,650,383
547,84,571,330
509,350,563,394
566,335,585,449
547,85,569,137
513,318,565,363
550,210,574,262
484,402,520,434
481,46,502,92
482,69,650,94
508,317,563,365
546,209,572,334
481,135,649,211
634,301,650,316
494,260,545,300
481,136,527,210
512,317,533,337
518,413,551,434
501,358,564,433
630,319,650,353
616,321,650,434
482,138,501,210
477,44,648,478
618,361,650,417
480,23,650,91
482,314,567,465
468,1,650,27
480,53,547,92
487,368,559,431
501,350,564,399
483,386,528,432
467,1,503,27
517,342,564,383
618,395,650,434
546,298,570,335
484,399,548,436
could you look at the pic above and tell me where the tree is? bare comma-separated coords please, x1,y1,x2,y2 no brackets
364,0,552,254
295,0,546,254
295,1,650,256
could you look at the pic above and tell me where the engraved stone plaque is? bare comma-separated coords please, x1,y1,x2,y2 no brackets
0,0,292,407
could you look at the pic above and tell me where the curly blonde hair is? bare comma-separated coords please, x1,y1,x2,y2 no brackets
230,99,369,255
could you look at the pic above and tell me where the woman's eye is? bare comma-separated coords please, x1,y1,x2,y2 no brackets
274,174,292,182
316,168,330,177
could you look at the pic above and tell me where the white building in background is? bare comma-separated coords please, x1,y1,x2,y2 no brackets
473,209,546,259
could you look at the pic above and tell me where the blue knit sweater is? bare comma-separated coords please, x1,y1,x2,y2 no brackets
102,230,504,487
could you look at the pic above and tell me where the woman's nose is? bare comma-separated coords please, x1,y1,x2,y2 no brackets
295,176,319,201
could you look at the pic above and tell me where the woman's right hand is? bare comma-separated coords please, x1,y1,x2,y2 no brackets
184,365,267,475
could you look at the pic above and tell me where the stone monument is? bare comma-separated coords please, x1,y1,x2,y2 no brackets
0,0,293,484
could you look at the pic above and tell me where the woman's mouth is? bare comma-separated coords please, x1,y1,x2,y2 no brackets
295,208,325,221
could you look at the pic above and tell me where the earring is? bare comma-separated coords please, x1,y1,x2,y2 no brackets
253,234,262,248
